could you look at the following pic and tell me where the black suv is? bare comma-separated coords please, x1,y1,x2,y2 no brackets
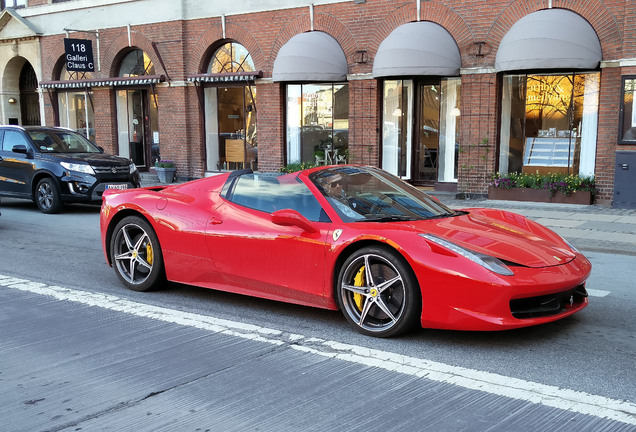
0,126,140,213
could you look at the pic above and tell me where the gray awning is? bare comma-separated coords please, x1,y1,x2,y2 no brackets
495,9,602,72
372,22,461,78
272,31,348,82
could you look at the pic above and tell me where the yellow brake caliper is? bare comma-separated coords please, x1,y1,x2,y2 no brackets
353,266,365,311
146,241,154,266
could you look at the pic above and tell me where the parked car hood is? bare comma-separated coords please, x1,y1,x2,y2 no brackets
415,208,576,268
46,152,131,167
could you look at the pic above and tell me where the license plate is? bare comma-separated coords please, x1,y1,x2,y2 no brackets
106,184,128,190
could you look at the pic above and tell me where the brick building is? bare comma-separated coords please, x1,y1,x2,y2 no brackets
1,0,635,207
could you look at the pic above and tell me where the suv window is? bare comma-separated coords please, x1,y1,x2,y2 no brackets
28,130,100,153
2,130,29,152
230,174,329,222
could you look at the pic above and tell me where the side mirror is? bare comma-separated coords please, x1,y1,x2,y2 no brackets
271,209,317,233
12,144,28,154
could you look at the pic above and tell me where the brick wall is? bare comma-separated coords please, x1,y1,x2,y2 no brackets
348,79,379,166
30,0,636,205
457,73,498,196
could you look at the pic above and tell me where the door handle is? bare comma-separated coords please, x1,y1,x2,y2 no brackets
209,217,223,225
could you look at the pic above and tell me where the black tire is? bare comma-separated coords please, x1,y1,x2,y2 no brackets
35,178,63,214
336,246,421,337
110,216,165,292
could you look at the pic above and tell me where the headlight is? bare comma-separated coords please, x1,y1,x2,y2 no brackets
420,234,514,276
129,162,137,174
561,236,580,254
61,162,95,175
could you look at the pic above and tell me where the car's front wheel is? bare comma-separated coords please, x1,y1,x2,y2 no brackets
337,246,420,337
35,178,63,214
110,216,165,292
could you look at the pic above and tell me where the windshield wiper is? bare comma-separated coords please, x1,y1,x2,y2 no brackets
424,210,466,219
361,215,417,222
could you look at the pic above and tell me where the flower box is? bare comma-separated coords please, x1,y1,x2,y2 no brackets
488,186,593,205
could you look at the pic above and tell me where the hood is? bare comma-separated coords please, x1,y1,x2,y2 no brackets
416,209,575,268
46,152,131,167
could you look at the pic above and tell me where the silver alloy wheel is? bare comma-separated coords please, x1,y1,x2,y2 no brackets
113,222,154,285
35,178,62,214
340,252,406,334
37,182,54,210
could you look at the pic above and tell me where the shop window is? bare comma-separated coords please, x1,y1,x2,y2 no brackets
619,77,636,144
285,83,349,165
203,42,257,171
58,91,95,142
499,73,599,177
57,64,94,141
2,0,26,9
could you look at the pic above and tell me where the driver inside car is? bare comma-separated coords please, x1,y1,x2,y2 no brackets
320,174,364,219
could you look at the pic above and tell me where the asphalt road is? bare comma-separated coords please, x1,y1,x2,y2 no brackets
0,198,634,431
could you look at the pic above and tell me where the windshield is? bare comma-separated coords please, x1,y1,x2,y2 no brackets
309,166,457,222
28,130,101,153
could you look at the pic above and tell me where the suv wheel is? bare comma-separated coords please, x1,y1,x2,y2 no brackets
35,178,63,214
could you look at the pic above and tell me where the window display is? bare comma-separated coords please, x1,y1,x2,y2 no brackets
499,73,599,176
620,77,636,144
285,84,349,166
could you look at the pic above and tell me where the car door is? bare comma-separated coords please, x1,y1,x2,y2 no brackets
205,174,333,308
0,129,34,196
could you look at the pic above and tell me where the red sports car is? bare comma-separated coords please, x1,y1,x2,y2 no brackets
100,165,590,337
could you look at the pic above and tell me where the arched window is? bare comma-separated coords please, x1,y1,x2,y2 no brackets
61,64,93,81
208,42,255,74
119,49,155,77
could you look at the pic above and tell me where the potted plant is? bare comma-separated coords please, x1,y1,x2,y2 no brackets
155,160,177,183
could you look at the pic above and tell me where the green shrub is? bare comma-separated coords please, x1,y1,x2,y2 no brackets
279,161,317,173
490,172,596,196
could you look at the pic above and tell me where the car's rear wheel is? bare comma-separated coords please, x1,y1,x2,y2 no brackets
35,178,63,214
337,246,420,337
110,216,165,292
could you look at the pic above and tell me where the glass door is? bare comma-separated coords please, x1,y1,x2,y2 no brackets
381,80,413,179
128,90,146,167
414,82,440,184
413,78,460,185
117,89,154,169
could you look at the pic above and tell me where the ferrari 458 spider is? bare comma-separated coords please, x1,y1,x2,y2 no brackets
100,165,591,337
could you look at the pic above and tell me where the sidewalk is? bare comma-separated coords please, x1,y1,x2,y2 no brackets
431,191,636,256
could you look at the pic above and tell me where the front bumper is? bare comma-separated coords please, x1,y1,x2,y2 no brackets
60,171,141,203
416,254,592,331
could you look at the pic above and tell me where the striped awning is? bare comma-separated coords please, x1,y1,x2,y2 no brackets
39,74,165,89
187,71,262,83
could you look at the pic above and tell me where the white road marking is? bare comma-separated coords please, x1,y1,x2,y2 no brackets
1,274,634,426
587,288,611,297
